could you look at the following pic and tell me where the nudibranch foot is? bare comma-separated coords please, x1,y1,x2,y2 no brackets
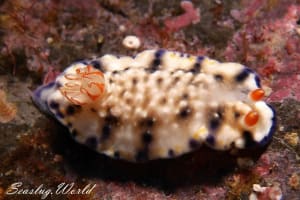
32,49,276,162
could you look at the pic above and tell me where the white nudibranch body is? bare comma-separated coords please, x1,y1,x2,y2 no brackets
32,50,276,162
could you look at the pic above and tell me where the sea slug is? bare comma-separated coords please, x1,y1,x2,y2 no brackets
32,49,275,162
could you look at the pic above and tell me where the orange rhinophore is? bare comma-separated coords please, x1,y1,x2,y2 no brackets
60,65,105,105
250,88,265,101
0,90,17,123
244,111,259,126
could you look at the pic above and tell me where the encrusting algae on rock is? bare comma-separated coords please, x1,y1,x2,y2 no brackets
32,49,276,162
0,89,17,123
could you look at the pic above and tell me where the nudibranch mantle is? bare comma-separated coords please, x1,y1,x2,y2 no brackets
32,50,275,162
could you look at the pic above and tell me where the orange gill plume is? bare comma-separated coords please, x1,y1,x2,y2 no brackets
0,90,17,123
59,65,105,105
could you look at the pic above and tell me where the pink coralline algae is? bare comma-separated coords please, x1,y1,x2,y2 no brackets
224,3,300,102
164,1,201,32
0,0,102,74
252,154,272,177
42,66,61,84
200,186,226,200
1,0,57,73
230,0,266,22
250,184,283,200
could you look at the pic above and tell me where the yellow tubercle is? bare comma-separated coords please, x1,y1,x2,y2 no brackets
193,126,208,140
202,58,218,67
188,56,196,62
170,52,176,58
174,145,183,154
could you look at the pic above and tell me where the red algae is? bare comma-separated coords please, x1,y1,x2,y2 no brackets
250,184,283,200
230,0,266,22
252,153,272,177
0,0,115,76
164,1,201,32
225,2,300,102
43,66,61,84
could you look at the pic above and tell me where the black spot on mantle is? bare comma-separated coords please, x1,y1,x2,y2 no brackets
189,139,201,149
139,117,155,127
100,125,111,141
89,60,104,72
149,49,165,73
209,111,223,131
190,56,204,74
178,106,192,118
49,100,59,109
142,130,153,144
214,74,223,82
235,68,251,82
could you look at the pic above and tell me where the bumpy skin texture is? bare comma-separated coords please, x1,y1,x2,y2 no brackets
32,50,275,162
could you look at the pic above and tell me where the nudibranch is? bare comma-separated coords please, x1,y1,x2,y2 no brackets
32,50,275,162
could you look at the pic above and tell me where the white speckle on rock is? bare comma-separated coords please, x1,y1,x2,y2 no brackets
253,184,266,192
119,25,126,32
122,35,141,49
46,37,53,44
